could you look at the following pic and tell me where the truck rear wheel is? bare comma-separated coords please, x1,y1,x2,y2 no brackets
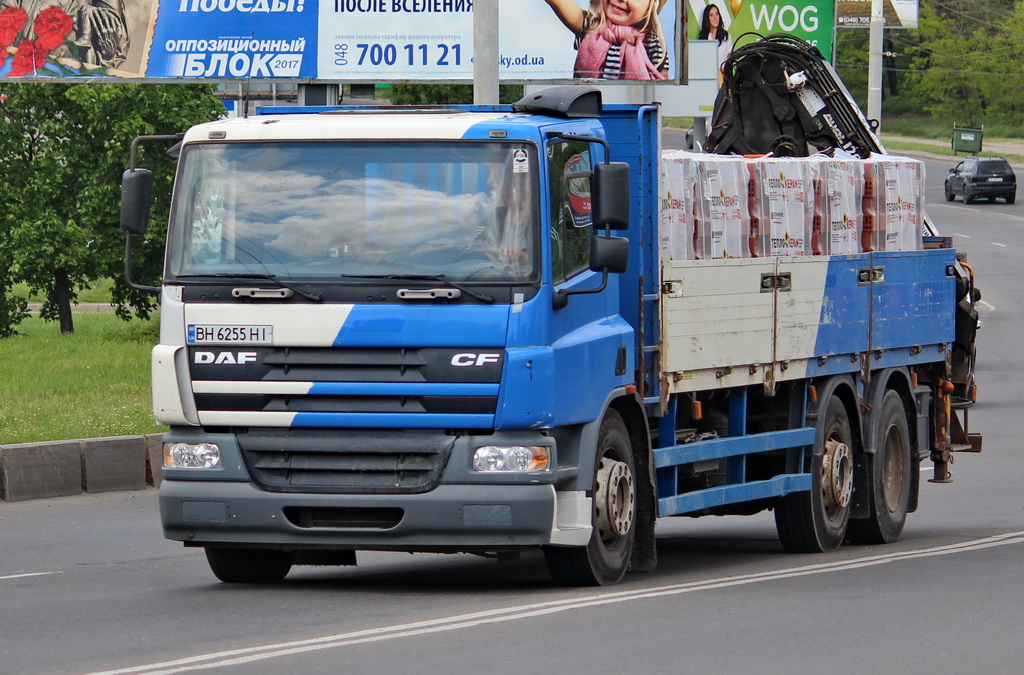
775,395,853,552
846,390,912,544
544,410,636,586
205,547,295,583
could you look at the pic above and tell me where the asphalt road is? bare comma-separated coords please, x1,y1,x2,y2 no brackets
2,154,1022,675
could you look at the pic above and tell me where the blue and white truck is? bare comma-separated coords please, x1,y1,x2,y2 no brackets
121,84,980,586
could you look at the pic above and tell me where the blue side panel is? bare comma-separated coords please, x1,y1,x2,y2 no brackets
813,249,954,361
872,250,956,349
814,255,872,357
334,305,510,347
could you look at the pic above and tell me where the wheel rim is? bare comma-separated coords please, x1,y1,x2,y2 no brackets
595,457,635,544
881,424,907,513
821,437,853,517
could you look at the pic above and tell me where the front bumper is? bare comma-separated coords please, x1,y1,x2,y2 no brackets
159,480,592,551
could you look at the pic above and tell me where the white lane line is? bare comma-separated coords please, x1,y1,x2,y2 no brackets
0,572,51,581
953,233,970,238
992,242,1008,247
87,531,1024,675
978,300,996,311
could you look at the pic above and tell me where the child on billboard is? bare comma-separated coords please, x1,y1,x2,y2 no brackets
543,0,669,80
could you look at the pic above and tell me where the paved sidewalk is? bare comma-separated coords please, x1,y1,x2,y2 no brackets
26,302,113,313
882,135,1024,170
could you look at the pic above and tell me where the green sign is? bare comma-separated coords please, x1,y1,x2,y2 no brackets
687,1,836,61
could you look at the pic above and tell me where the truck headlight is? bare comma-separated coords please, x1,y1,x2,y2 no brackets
164,442,222,469
472,445,549,472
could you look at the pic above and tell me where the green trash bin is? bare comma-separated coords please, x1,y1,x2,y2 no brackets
952,125,983,155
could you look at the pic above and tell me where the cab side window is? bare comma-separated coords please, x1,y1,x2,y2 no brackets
548,140,593,283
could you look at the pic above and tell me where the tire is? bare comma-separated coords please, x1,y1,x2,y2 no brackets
205,547,295,583
544,410,636,586
962,185,974,204
944,182,955,202
1006,192,1016,204
846,390,912,544
775,395,854,553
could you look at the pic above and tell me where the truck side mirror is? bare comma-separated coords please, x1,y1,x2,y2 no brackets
592,162,630,230
120,168,154,236
590,235,629,274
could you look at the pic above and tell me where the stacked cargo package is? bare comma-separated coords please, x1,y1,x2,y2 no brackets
808,155,864,255
749,157,814,257
693,154,751,259
862,155,925,252
659,151,923,259
661,150,697,260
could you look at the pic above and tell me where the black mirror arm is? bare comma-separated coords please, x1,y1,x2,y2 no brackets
552,270,609,310
123,233,161,295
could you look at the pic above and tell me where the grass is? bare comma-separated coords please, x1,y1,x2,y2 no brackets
0,313,165,445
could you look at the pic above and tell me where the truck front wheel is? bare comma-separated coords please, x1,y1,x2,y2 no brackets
205,547,295,583
544,410,636,586
775,394,854,552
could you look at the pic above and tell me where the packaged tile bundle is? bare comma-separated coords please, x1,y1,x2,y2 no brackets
692,154,751,259
661,150,698,260
808,155,864,256
862,155,924,252
749,156,814,257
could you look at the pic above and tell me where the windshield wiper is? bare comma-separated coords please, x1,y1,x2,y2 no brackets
338,274,495,303
178,273,323,303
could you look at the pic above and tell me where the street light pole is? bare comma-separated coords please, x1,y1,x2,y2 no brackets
473,0,500,104
867,0,885,132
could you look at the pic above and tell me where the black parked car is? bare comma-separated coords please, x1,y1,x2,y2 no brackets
945,156,1017,204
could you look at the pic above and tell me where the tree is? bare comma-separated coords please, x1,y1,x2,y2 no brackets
0,83,223,334
390,83,524,105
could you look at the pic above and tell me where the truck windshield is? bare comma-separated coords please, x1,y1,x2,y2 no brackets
166,140,539,283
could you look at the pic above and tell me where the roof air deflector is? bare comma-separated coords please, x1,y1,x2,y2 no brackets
512,86,602,118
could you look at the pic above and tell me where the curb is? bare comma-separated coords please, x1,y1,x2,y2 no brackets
0,434,163,502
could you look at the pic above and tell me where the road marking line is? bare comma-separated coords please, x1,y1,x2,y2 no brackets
992,242,1007,247
978,300,996,311
953,233,970,238
86,531,1024,675
0,572,51,581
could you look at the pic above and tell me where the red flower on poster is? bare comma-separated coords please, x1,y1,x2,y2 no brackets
9,39,47,77
0,7,27,51
33,6,73,52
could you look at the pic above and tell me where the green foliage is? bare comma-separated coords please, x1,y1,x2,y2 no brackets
0,83,224,336
390,83,524,105
834,1,1024,127
0,313,163,444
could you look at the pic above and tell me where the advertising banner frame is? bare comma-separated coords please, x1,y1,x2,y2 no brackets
0,0,692,84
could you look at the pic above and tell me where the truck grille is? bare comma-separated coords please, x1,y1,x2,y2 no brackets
188,346,503,426
237,428,456,494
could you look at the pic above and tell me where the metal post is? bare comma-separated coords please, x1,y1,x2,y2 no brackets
867,0,884,131
473,0,500,104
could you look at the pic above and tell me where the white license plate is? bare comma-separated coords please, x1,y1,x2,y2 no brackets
988,177,1003,182
187,324,273,344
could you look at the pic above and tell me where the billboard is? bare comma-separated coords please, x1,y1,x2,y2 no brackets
0,0,685,82
837,0,919,29
685,0,835,61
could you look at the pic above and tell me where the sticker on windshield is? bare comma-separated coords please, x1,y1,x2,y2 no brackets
512,148,529,174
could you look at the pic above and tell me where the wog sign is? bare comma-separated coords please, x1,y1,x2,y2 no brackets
687,0,835,58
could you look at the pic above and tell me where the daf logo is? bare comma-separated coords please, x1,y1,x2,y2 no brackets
194,351,258,365
451,353,501,367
